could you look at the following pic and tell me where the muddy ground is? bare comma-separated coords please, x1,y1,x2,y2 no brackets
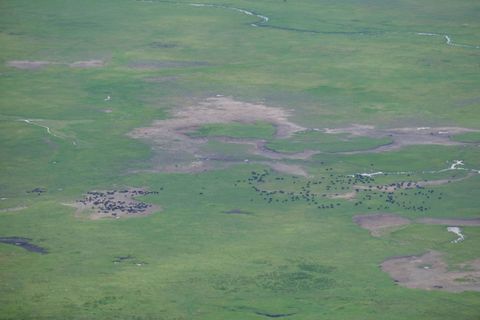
0,237,47,254
6,60,104,69
74,188,160,219
128,97,306,174
353,214,411,236
381,251,480,292
129,97,479,176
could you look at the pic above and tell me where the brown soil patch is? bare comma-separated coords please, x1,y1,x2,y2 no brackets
128,100,477,175
7,60,51,69
129,97,305,173
7,60,104,69
130,97,303,147
417,217,480,226
353,214,411,236
381,251,480,292
74,188,161,219
69,60,104,68
325,125,477,154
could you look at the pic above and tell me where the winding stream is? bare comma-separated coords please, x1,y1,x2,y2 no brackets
447,226,465,243
190,3,268,27
417,32,480,49
136,0,479,49
20,119,60,138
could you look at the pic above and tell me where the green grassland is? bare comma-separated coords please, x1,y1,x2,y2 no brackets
188,122,275,139
0,0,479,319
451,132,480,143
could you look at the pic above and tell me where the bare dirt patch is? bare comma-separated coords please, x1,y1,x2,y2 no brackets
74,189,160,219
130,97,303,148
6,60,51,69
129,97,306,173
353,214,411,236
381,250,480,292
7,59,105,69
69,60,104,68
417,217,480,226
128,99,477,175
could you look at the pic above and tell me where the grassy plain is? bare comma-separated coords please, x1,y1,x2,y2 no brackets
0,0,479,319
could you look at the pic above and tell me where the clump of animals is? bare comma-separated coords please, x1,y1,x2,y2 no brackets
76,189,159,218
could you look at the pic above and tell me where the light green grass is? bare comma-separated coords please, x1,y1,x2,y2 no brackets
451,132,480,143
189,121,275,139
0,0,479,319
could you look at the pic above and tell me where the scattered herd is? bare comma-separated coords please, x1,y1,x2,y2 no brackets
237,169,443,213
